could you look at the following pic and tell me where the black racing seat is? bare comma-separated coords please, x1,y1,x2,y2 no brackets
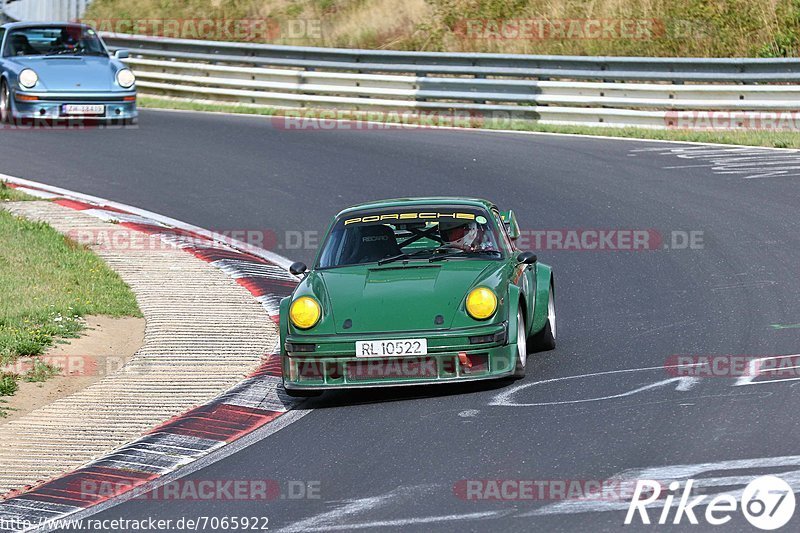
11,34,38,56
344,225,402,264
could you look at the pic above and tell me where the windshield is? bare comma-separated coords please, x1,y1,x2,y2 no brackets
317,206,505,269
3,26,107,57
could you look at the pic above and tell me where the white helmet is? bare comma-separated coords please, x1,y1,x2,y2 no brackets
439,219,481,250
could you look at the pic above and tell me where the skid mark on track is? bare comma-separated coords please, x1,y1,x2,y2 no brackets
276,485,504,532
523,455,800,517
493,354,800,408
491,364,704,407
288,511,504,531
630,146,800,179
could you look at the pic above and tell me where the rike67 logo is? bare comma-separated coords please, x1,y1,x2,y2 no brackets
625,476,795,530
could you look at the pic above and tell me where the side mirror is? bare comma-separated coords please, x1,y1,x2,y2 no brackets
289,262,308,276
517,251,537,264
114,49,130,59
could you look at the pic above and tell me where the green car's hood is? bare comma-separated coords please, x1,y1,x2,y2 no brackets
313,260,499,334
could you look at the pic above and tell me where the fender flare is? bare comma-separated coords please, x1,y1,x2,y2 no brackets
531,263,553,334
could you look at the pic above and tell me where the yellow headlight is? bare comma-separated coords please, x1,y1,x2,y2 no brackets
289,296,321,329
466,287,497,320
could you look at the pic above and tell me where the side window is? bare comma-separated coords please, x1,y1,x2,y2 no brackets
0,29,6,57
492,209,514,251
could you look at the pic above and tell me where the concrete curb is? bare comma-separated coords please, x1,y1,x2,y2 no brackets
0,182,299,532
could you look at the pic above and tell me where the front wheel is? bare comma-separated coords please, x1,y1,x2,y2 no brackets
513,307,527,378
529,283,556,352
0,81,10,124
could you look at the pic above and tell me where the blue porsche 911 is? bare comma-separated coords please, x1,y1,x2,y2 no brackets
0,22,136,124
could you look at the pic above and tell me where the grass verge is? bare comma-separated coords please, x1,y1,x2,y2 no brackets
139,96,800,149
1,181,36,202
85,0,800,57
0,200,141,415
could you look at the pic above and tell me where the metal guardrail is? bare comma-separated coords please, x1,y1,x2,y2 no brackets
99,32,800,129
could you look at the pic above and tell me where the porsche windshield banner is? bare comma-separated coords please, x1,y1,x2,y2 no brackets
340,208,486,227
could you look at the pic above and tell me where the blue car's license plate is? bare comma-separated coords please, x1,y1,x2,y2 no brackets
61,104,105,116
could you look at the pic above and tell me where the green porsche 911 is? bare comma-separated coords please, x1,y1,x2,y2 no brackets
280,197,556,396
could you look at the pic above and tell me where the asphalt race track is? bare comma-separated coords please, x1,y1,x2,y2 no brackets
3,110,800,531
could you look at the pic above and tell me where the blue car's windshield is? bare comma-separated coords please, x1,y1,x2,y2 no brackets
3,26,107,57
317,206,505,269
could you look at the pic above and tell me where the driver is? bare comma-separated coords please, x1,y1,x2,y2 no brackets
439,219,489,251
52,28,80,52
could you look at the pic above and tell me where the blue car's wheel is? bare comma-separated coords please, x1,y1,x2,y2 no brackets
0,81,10,124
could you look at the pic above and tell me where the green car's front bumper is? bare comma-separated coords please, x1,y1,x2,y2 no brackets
282,322,517,390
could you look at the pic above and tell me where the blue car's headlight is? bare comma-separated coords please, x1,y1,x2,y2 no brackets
116,68,135,89
19,69,38,89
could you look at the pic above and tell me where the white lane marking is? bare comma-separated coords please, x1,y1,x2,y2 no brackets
144,106,800,153
81,207,169,227
7,186,60,199
0,173,295,269
32,409,313,533
523,455,800,517
490,364,703,407
458,409,480,418
0,174,311,532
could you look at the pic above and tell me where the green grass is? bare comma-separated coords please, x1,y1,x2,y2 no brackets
139,96,800,149
85,0,800,57
23,359,61,383
0,181,36,202
140,96,278,116
0,209,141,369
0,373,18,396
486,121,800,149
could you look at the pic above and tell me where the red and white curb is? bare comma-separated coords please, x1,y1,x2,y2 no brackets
0,177,301,532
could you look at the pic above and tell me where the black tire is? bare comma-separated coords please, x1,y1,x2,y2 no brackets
513,307,527,378
0,81,10,124
529,282,556,352
283,387,323,398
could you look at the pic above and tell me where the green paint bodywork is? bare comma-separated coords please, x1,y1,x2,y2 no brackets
281,197,553,390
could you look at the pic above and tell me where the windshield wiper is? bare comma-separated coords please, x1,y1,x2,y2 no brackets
429,249,502,262
377,245,466,266
377,248,436,266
